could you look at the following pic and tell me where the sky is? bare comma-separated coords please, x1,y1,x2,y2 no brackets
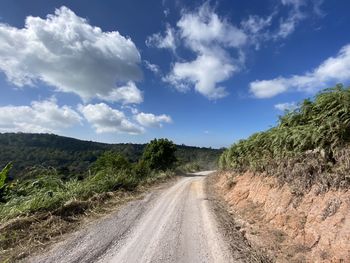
0,0,349,148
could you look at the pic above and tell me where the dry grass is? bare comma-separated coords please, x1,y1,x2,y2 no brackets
0,173,176,263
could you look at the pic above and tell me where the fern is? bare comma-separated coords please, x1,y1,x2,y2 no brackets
0,162,12,189
220,84,350,174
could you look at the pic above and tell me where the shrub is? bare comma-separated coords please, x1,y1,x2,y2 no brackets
133,160,151,179
141,138,177,171
0,139,179,221
91,151,131,172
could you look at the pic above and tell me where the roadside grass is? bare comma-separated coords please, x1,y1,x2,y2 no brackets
219,84,350,191
0,138,179,262
0,169,136,222
0,168,176,262
178,162,201,173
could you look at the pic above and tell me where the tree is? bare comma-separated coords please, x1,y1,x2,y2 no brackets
141,139,177,171
92,151,131,172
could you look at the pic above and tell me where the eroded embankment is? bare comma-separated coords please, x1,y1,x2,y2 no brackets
215,172,350,263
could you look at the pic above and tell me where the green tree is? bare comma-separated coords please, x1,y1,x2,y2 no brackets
141,139,177,171
92,151,131,172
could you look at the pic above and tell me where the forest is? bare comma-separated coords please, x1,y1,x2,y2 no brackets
0,133,222,180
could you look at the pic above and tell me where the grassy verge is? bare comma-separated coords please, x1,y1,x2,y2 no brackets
0,169,176,262
0,138,180,262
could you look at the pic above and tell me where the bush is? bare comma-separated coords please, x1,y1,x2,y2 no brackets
133,160,151,179
141,138,177,171
181,162,201,173
0,139,180,222
91,151,131,172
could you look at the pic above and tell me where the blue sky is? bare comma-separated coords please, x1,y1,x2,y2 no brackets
0,0,349,148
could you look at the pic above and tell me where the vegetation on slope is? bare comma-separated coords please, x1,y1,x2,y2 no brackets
0,139,178,222
0,133,221,179
219,84,350,191
0,138,182,262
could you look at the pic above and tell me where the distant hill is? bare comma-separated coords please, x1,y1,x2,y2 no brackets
0,133,222,179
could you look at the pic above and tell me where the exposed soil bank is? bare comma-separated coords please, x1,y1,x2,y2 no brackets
215,172,350,263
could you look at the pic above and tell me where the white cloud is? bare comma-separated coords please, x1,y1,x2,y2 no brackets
241,0,324,46
250,44,350,98
250,78,289,98
164,9,170,17
147,1,325,100
276,10,304,39
146,24,176,51
0,98,82,133
276,0,324,39
241,15,273,35
97,81,143,104
78,103,144,134
159,3,246,99
177,3,247,52
275,102,297,111
241,14,274,49
277,0,306,38
144,60,160,74
164,52,235,99
135,112,172,128
0,6,142,103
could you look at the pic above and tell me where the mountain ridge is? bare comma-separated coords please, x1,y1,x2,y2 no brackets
0,133,222,179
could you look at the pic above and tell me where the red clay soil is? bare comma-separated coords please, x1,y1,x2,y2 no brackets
215,171,350,263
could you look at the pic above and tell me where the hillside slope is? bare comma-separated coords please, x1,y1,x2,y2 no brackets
217,85,350,262
0,133,222,179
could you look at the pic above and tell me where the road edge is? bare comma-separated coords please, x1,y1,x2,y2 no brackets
205,172,273,263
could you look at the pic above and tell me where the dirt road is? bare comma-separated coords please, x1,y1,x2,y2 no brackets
28,172,235,263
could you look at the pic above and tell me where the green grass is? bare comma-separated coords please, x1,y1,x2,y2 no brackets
0,139,179,222
0,165,174,222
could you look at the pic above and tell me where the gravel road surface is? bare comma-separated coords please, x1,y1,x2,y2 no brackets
28,171,235,263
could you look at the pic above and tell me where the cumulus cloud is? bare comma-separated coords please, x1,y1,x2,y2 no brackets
275,102,297,111
177,4,247,51
78,103,144,134
97,81,143,104
0,6,142,103
164,52,235,99
0,98,82,133
147,1,325,99
250,44,350,98
135,112,172,128
156,3,246,99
